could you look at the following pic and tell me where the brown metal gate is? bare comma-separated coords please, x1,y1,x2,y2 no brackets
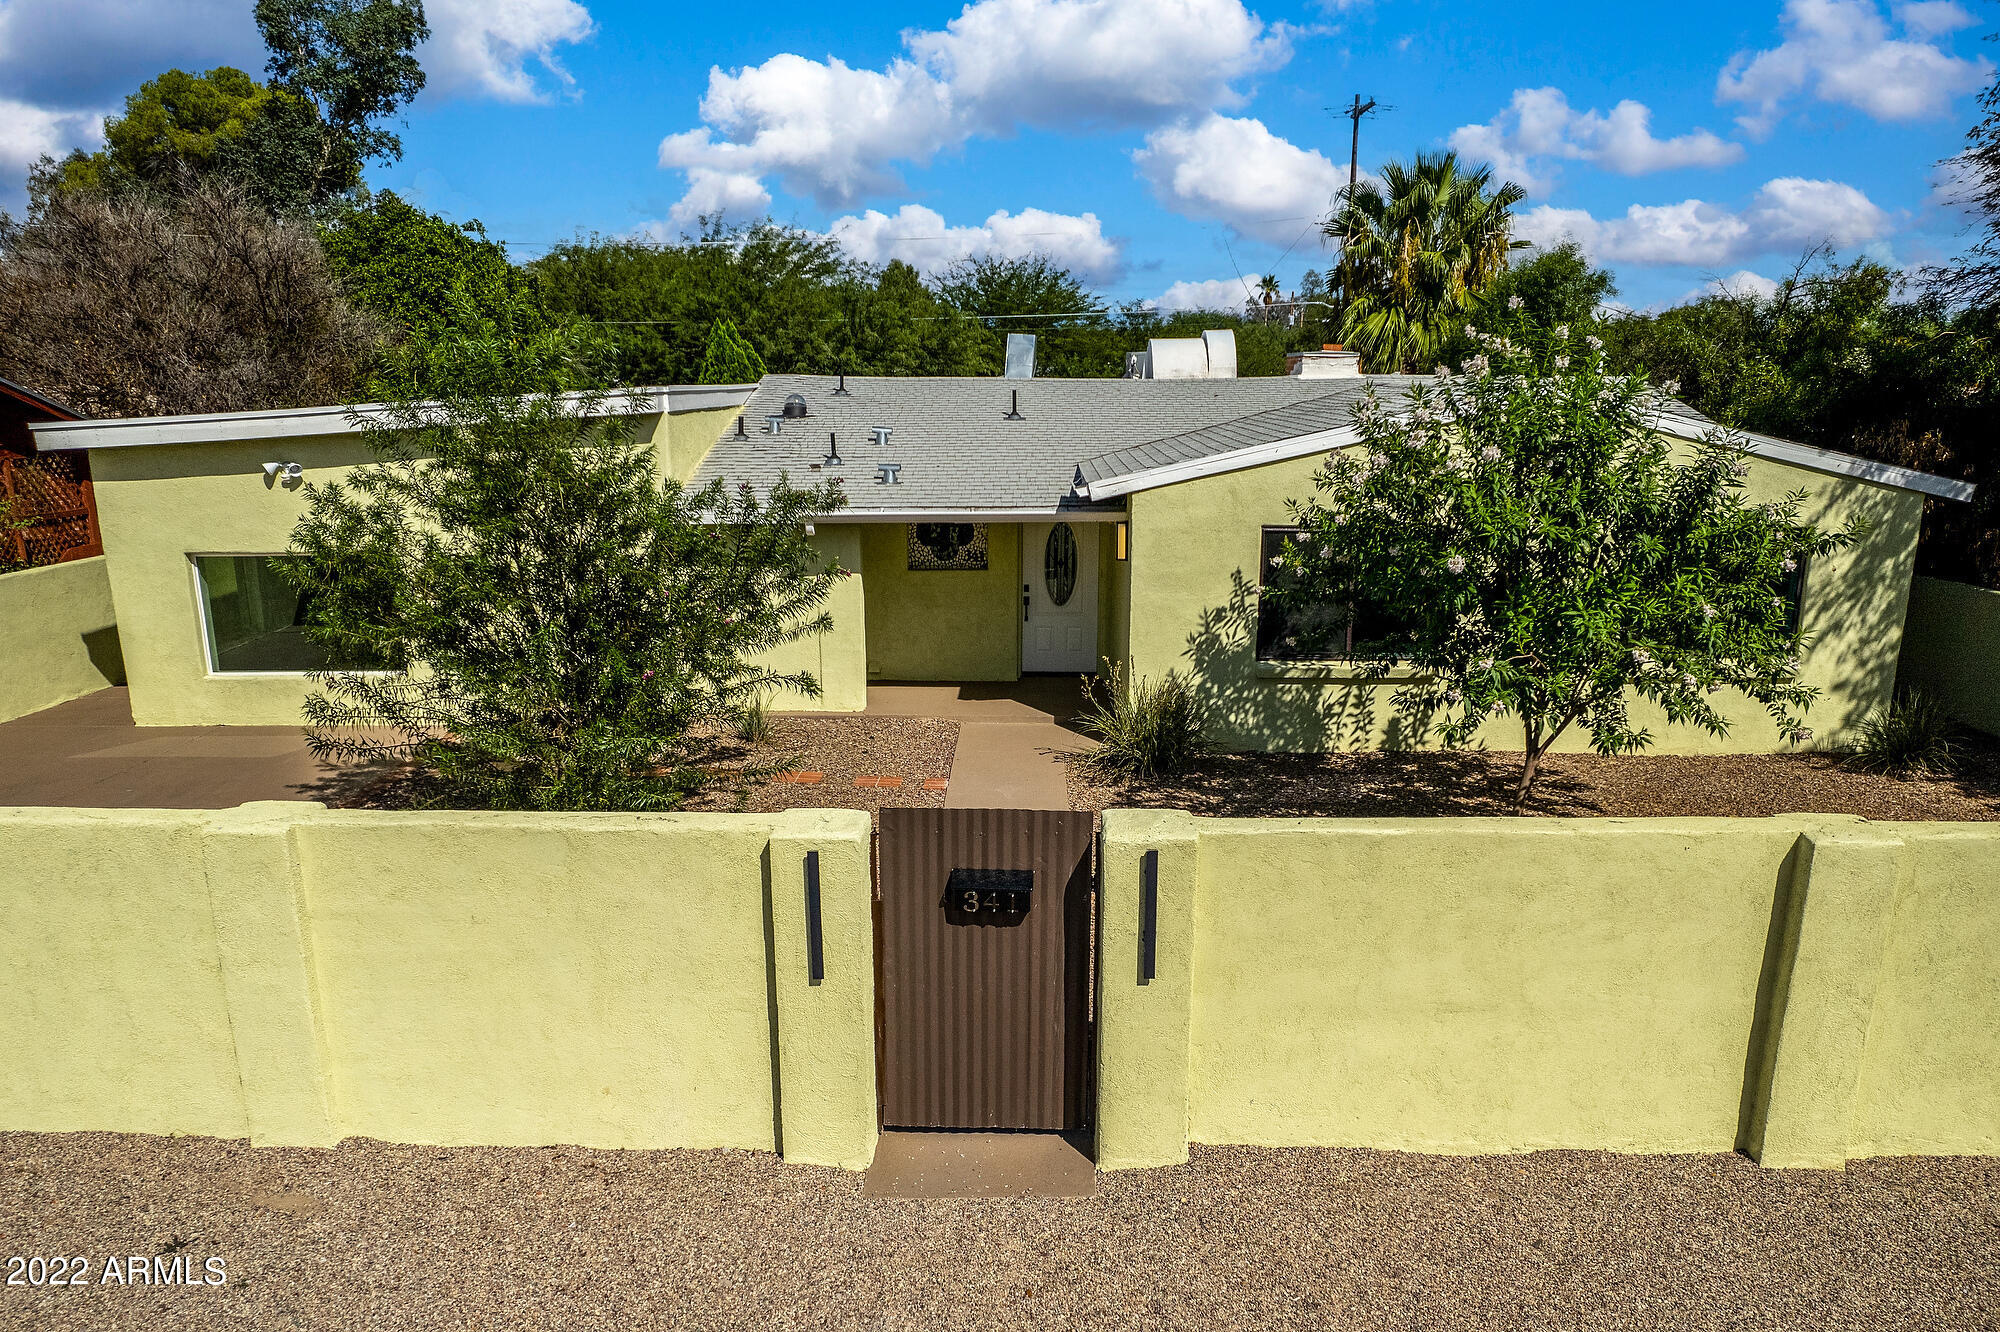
876,808,1094,1131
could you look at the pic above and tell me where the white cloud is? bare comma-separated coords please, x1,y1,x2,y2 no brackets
0,98,106,177
1682,270,1784,303
659,55,956,208
1151,276,1256,312
1896,0,1976,38
1718,0,1990,135
1133,114,1346,245
657,0,1289,213
906,0,1288,133
420,0,596,102
663,169,773,232
1450,88,1742,194
1518,177,1891,267
826,203,1123,281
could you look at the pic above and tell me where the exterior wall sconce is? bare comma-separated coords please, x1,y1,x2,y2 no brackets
1139,848,1159,983
1115,521,1129,560
261,461,304,489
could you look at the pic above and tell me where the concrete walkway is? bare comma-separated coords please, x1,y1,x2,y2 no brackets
0,688,387,808
866,679,1094,810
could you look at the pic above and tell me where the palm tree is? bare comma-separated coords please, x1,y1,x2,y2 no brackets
1327,151,1527,372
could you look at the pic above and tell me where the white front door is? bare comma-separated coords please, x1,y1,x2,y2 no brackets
1021,521,1099,674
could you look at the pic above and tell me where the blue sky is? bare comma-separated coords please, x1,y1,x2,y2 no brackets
1,0,1991,311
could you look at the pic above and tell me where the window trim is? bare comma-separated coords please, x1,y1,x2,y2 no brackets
189,552,398,679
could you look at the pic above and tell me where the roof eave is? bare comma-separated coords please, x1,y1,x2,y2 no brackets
26,384,752,452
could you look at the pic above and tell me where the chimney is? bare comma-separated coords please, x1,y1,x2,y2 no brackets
1004,333,1036,378
1286,343,1363,379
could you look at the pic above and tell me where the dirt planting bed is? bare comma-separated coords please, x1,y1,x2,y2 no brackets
1066,741,2000,820
3,1132,1996,1330
682,715,958,813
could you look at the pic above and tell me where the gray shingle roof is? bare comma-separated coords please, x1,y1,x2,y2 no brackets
688,372,1978,509
1076,375,1424,488
687,374,1418,513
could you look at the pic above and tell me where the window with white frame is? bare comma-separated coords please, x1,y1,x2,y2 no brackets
194,555,383,674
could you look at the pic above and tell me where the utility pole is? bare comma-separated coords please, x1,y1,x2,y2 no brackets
1338,94,1378,318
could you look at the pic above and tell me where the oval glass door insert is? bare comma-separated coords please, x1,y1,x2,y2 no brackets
1044,523,1077,606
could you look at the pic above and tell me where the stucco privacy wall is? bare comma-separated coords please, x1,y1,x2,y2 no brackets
1096,812,2000,1171
0,555,123,722
1899,576,2000,736
0,804,877,1167
1125,446,1926,753
84,404,777,727
860,521,1022,681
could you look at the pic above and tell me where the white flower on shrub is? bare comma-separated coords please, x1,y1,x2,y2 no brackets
1700,603,1717,619
1479,444,1501,461
1507,295,1524,309
1446,555,1466,574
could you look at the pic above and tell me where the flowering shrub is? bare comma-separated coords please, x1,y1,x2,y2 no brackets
1276,315,1860,806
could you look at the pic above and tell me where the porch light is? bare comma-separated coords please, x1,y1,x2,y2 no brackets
1115,522,1128,560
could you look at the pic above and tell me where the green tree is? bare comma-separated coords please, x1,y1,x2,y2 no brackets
1327,150,1527,372
1471,241,1616,334
696,318,767,383
1600,255,2000,587
319,190,527,339
282,294,847,810
254,0,429,205
37,66,327,214
934,254,1124,376
1277,316,1858,807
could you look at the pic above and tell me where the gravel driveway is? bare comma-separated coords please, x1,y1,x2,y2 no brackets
4,1134,1996,1330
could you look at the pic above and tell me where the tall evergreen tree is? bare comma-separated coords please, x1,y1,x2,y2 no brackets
697,318,767,383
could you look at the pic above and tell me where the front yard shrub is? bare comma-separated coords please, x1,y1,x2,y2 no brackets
1280,311,1860,808
283,293,845,811
1073,662,1212,781
734,696,774,744
1850,689,1958,777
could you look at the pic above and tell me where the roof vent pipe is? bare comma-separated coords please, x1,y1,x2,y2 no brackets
1004,333,1036,379
832,372,850,397
1003,389,1024,420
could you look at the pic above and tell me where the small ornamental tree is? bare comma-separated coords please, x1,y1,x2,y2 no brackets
284,294,845,810
1276,312,1860,807
697,318,767,383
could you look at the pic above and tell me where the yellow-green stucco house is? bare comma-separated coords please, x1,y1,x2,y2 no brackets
31,364,1975,753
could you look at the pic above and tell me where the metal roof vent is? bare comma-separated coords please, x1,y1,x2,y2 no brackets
782,393,809,419
1003,388,1024,420
832,372,850,397
824,432,843,466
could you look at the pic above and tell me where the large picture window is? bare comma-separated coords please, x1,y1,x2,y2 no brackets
194,555,380,674
1255,527,1411,662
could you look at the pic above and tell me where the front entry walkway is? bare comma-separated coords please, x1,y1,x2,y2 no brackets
866,678,1094,810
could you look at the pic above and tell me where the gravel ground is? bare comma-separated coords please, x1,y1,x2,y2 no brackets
1067,744,2000,820
2,1134,1995,1330
328,717,959,816
682,716,958,814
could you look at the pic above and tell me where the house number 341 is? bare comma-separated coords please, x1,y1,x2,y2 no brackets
961,889,1022,915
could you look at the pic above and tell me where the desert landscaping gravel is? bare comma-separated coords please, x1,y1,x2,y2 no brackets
3,1133,1996,1330
1067,745,2000,821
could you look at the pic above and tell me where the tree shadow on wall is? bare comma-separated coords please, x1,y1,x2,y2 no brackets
1182,569,1435,756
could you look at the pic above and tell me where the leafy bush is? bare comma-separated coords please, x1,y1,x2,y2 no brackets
1849,689,1958,777
1072,663,1211,782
